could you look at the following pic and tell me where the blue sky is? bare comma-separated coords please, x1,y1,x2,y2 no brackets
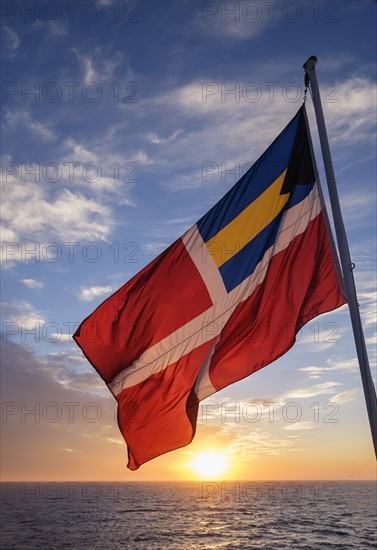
1,0,376,480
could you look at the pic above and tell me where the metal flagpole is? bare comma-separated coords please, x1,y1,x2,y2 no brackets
303,55,377,459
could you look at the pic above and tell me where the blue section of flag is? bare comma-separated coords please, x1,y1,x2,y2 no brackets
196,109,301,242
218,212,285,292
217,180,314,292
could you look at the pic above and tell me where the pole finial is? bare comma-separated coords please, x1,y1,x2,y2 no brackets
303,56,318,71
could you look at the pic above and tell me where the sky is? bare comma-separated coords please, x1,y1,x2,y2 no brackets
1,0,376,482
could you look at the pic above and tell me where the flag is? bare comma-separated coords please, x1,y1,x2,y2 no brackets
74,105,346,470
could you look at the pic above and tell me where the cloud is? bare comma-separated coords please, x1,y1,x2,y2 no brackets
31,20,67,37
225,428,296,459
2,125,137,262
71,49,97,84
133,150,154,165
4,109,56,142
47,352,86,364
356,290,377,327
1,25,20,53
1,165,112,246
284,422,314,431
105,437,123,445
284,381,341,399
145,129,184,145
325,358,360,371
193,1,272,41
48,333,75,343
1,301,46,331
96,0,122,6
307,76,377,145
0,340,121,480
330,388,359,405
0,226,17,242
0,340,106,396
78,285,114,302
146,74,376,191
20,279,44,289
143,242,170,255
71,47,124,84
63,137,97,164
299,358,359,380
296,327,343,351
141,74,369,198
146,81,295,194
365,333,377,346
298,366,325,381
198,396,293,428
46,358,107,393
336,188,377,226
60,137,138,195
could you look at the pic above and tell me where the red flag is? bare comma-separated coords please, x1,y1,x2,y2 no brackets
74,106,346,469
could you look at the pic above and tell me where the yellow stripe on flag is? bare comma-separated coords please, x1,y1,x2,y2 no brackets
206,169,289,267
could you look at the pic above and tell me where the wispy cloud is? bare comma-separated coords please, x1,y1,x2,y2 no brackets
63,137,97,163
57,137,138,196
5,109,56,142
307,76,377,145
330,388,359,405
71,47,125,84
284,381,341,399
337,188,377,226
192,1,273,41
356,291,377,327
105,437,123,445
296,328,343,351
143,242,171,255
31,20,67,38
326,357,362,371
299,358,359,380
1,25,20,54
96,0,117,5
145,129,184,145
20,279,44,289
284,422,314,431
298,366,326,381
365,333,377,346
47,352,86,363
78,285,114,302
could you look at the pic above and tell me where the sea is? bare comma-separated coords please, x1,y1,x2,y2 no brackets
0,481,375,549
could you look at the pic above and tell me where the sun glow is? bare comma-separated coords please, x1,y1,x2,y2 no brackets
189,451,230,479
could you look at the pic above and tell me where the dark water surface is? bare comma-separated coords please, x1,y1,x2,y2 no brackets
1,481,376,549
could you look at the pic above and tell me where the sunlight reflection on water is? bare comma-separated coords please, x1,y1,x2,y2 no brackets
1,481,376,549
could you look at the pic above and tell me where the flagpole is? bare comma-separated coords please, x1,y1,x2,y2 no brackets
303,56,377,459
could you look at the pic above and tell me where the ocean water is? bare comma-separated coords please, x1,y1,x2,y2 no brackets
1,481,376,549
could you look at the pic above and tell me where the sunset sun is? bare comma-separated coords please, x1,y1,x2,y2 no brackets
189,451,230,479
